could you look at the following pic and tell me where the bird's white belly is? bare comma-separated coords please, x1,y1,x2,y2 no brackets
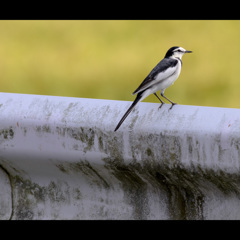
154,63,181,93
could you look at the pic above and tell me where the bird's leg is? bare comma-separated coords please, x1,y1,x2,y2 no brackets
154,93,165,109
160,93,177,110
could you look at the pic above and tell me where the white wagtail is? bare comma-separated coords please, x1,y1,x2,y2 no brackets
114,46,192,132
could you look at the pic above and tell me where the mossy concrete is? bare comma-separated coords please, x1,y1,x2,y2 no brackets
0,93,240,219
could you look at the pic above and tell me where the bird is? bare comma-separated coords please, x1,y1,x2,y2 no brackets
114,46,192,132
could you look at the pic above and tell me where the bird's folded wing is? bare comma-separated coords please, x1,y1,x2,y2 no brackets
132,58,178,95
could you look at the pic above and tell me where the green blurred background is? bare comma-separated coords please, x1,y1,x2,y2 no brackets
0,20,240,108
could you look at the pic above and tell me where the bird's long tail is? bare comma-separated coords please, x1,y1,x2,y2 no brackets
114,93,143,132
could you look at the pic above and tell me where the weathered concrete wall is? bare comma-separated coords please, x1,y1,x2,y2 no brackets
0,92,240,219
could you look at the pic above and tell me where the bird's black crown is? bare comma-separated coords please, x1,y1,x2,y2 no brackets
164,46,180,58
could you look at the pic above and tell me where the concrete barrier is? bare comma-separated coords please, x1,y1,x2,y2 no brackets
0,92,240,219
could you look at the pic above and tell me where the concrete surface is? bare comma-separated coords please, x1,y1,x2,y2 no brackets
0,92,240,219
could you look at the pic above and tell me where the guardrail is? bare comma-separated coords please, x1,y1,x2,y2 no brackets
0,92,240,219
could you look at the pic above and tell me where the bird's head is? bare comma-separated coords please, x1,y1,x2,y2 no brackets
165,46,192,59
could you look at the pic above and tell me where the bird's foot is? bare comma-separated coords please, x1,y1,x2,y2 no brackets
158,102,165,110
168,103,177,111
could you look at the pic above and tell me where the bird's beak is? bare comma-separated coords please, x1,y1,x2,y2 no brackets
185,50,192,53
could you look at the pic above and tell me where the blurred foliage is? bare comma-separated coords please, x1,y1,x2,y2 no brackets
0,20,240,108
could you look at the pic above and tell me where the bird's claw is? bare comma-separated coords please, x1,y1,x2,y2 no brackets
168,103,177,111
158,103,164,110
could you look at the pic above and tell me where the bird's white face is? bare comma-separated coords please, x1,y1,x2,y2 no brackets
172,47,187,59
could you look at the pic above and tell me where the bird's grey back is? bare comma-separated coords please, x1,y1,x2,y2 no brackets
132,57,178,95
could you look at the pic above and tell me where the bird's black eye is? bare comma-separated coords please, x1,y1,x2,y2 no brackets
178,49,182,52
